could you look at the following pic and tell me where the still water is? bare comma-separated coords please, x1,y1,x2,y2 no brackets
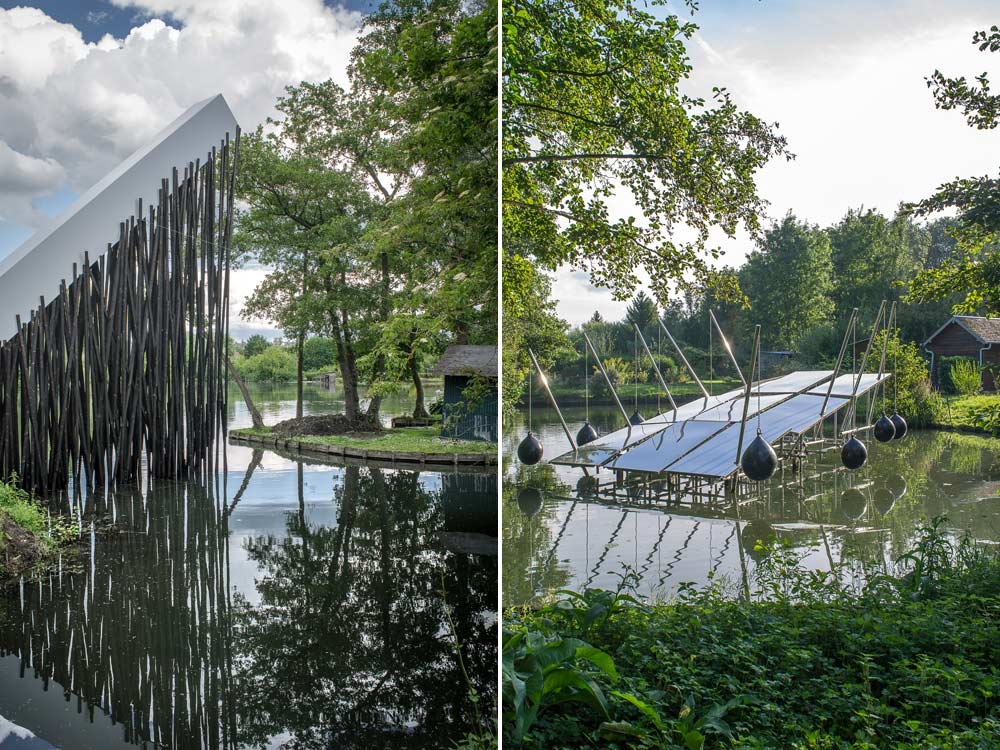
503,404,1000,607
0,383,497,749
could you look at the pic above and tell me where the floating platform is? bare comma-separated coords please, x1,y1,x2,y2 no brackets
550,370,891,482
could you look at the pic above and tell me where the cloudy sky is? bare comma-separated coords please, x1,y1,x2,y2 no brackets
552,0,1000,325
0,0,370,339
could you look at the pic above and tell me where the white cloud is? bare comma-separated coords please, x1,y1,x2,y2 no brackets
0,1,361,232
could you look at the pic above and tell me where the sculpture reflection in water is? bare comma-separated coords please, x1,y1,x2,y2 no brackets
0,463,496,748
0,481,234,747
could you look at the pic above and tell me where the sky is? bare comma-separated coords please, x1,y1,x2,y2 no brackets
551,0,1000,325
0,0,368,339
4,2,1000,338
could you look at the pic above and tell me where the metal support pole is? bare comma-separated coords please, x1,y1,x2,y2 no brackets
528,348,576,452
659,319,710,401
582,330,632,432
820,308,858,416
733,325,761,468
634,323,678,419
710,309,746,386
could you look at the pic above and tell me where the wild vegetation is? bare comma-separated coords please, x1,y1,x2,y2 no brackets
0,478,74,577
503,518,1000,748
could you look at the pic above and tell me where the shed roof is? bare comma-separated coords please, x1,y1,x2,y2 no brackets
431,345,498,377
923,316,1000,347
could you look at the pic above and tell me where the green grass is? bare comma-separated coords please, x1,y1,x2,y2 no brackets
504,520,1000,749
0,479,75,573
935,394,1000,433
234,425,496,455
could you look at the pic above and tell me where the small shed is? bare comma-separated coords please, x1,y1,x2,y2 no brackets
922,315,1000,391
431,345,498,442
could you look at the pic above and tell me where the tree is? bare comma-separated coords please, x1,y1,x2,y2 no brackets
236,0,497,424
625,290,658,343
906,25,1000,313
740,215,834,351
503,0,789,301
827,209,926,327
242,334,269,358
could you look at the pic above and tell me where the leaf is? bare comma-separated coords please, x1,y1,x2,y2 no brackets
599,721,645,740
611,690,668,733
575,645,618,680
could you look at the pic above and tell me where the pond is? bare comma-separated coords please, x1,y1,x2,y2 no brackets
503,404,1000,607
0,381,497,749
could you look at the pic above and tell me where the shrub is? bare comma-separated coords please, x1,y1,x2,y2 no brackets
947,357,981,396
238,346,297,381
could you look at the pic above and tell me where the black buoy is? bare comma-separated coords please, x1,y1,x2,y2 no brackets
886,474,907,500
872,487,895,516
576,422,599,446
517,432,543,465
841,436,868,471
890,413,907,440
516,486,543,517
629,410,644,425
873,414,896,443
576,475,599,497
740,432,778,482
841,488,867,521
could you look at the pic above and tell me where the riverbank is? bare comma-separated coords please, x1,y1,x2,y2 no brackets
0,480,74,578
231,425,498,468
933,393,1000,435
503,522,1000,748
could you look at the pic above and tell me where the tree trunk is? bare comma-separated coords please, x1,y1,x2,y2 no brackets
410,356,429,418
365,251,392,423
225,355,264,429
296,331,305,419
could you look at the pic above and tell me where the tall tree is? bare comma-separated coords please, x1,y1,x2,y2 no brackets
827,208,926,327
502,0,788,404
906,24,1000,313
740,215,834,351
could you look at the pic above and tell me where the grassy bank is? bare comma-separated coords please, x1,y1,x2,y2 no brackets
504,520,1000,748
0,479,73,577
934,394,1000,435
234,425,497,456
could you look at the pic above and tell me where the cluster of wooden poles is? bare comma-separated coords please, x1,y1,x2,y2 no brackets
0,133,239,495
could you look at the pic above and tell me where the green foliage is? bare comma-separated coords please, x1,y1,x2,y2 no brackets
946,356,982,396
503,519,1000,748
301,337,337,372
865,329,942,426
905,26,1000,313
237,346,297,382
0,478,74,558
503,0,789,304
242,334,270,358
591,358,646,398
741,214,834,350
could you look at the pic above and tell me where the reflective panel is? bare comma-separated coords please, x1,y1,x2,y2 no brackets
756,370,833,394
608,420,729,473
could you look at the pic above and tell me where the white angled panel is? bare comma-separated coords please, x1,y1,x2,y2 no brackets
0,94,239,340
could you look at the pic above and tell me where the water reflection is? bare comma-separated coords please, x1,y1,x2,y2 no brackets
0,458,496,747
504,405,1000,606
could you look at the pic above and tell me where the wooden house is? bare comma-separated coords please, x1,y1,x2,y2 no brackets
431,345,498,441
922,315,1000,391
